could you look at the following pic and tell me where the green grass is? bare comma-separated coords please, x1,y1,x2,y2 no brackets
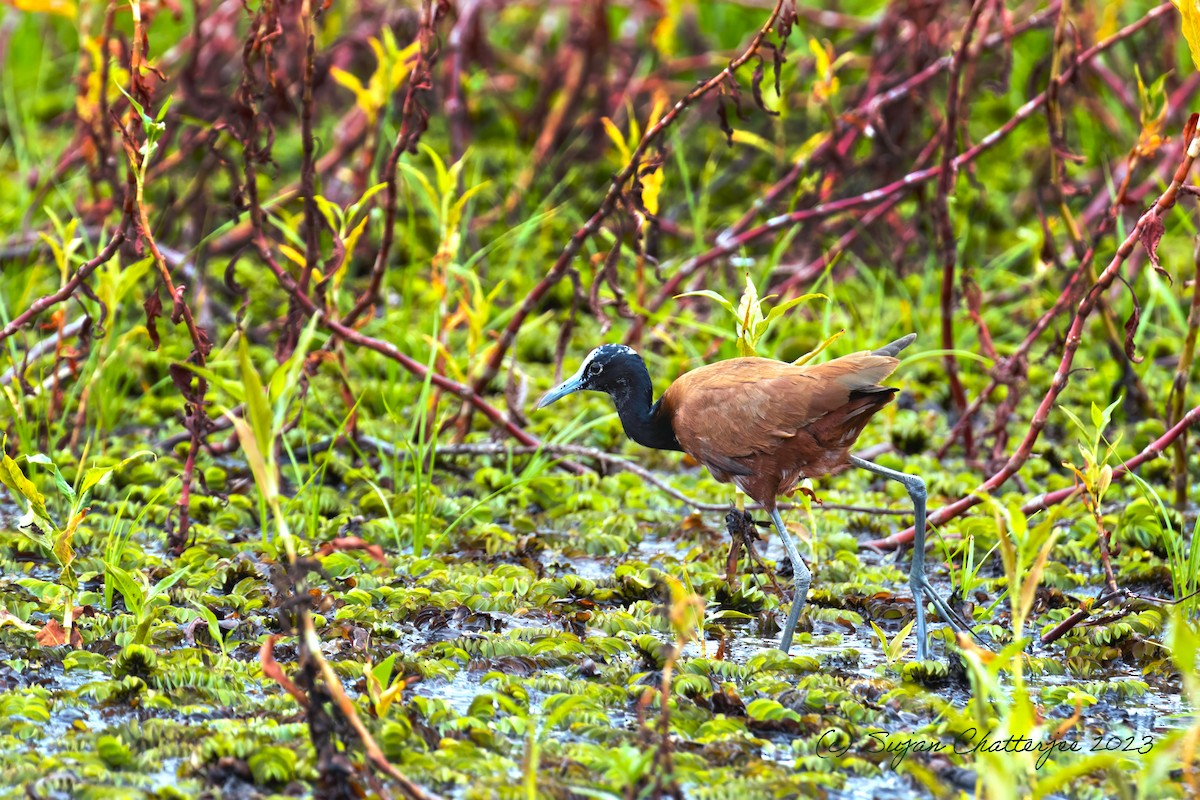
0,0,1198,797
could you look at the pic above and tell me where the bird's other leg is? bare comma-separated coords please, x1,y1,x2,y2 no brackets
849,455,968,660
723,508,750,588
724,508,783,597
769,508,810,653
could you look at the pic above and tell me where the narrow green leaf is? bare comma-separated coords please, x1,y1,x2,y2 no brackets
371,653,399,688
674,290,735,315
0,449,53,529
105,563,145,617
237,337,274,467
762,292,827,325
190,601,224,650
543,694,590,730
25,454,75,503
80,451,154,497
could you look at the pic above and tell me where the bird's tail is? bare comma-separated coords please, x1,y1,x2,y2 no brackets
872,334,916,358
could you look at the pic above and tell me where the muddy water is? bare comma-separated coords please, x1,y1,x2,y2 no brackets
413,517,1191,799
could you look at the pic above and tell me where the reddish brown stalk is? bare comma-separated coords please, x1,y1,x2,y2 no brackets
446,0,482,162
635,3,1174,331
1168,237,1200,507
125,0,212,550
228,3,542,457
936,215,1098,460
260,238,556,451
769,193,904,295
1038,587,1126,645
0,231,128,344
933,0,989,459
770,118,946,297
870,115,1200,551
1044,0,1083,253
504,1,607,216
936,125,1194,458
341,0,437,328
720,2,1061,254
465,0,787,401
285,0,322,361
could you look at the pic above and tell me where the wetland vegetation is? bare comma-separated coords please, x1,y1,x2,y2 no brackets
0,0,1199,798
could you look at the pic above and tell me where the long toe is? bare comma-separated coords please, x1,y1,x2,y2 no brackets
916,576,989,646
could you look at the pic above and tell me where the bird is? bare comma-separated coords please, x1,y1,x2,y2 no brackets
536,334,965,660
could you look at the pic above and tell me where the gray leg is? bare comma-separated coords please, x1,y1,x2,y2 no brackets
769,508,811,653
849,456,970,660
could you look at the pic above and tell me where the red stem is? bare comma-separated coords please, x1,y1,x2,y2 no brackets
870,116,1200,551
934,0,989,458
468,0,787,398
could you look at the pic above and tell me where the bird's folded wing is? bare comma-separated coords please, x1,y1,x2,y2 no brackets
662,355,899,459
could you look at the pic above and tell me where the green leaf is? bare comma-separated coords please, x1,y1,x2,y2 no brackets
175,363,248,404
237,336,274,468
1176,0,1200,73
1059,405,1085,437
542,694,590,730
346,181,388,223
449,180,493,228
888,618,915,662
113,256,155,306
24,454,75,503
0,445,54,531
190,601,224,652
396,162,439,212
674,289,735,315
228,413,276,501
371,652,399,689
271,315,320,427
1169,607,1199,702
144,566,193,603
762,292,827,326
341,216,371,265
154,93,174,123
313,195,343,232
869,620,889,648
80,451,155,498
105,563,145,617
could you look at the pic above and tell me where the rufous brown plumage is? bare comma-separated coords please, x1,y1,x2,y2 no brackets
536,333,967,660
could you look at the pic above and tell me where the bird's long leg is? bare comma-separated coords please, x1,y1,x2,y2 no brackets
769,508,810,653
849,455,971,660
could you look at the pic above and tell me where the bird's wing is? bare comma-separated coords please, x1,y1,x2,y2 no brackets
661,354,900,461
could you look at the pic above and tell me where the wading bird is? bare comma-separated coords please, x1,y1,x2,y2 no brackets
536,335,963,660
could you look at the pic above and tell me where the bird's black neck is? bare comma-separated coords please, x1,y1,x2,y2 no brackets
608,364,682,452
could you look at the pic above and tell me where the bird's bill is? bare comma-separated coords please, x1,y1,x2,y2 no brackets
536,365,586,409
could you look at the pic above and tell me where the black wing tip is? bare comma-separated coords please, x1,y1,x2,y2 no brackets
848,385,900,401
873,334,916,358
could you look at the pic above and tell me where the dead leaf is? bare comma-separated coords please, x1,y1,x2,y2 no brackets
36,619,83,648
1139,213,1166,272
143,289,163,350
314,536,387,564
1123,291,1144,364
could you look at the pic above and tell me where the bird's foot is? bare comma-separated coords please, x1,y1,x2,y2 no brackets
912,574,990,653
723,509,781,595
724,506,757,531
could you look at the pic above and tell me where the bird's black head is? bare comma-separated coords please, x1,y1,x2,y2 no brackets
536,344,645,408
